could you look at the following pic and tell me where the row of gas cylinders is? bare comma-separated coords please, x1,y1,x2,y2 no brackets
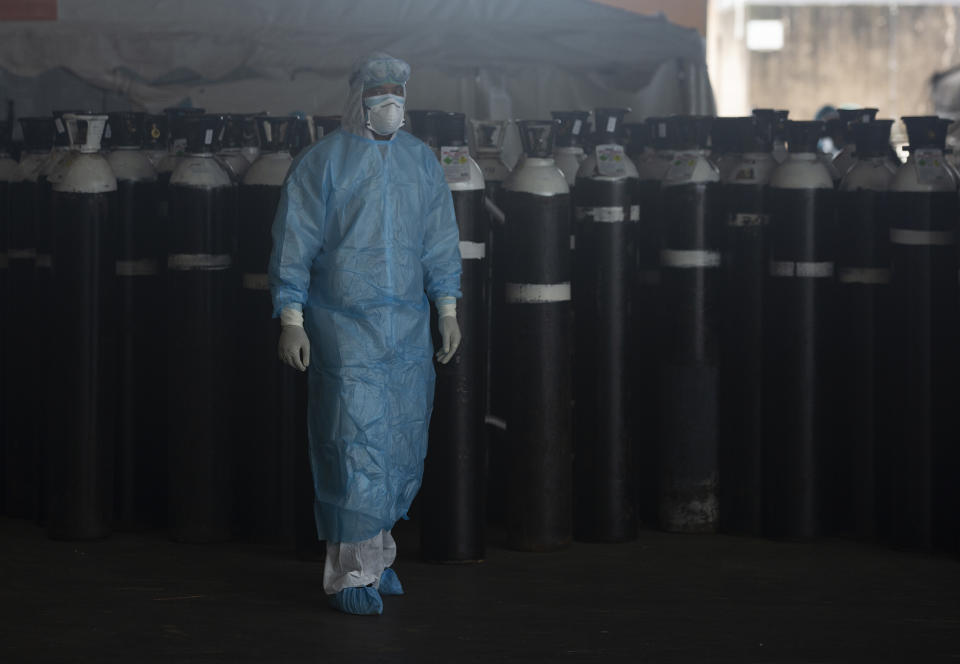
1,106,958,562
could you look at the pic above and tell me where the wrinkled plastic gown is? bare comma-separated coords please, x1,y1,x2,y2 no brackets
269,126,461,544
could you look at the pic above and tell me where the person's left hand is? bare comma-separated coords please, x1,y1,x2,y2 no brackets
436,316,462,364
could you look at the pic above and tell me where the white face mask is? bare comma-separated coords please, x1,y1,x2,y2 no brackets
364,93,405,136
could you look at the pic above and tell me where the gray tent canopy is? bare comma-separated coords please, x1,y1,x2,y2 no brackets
0,0,713,126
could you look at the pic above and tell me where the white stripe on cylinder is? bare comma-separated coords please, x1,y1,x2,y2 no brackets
116,259,158,277
459,241,486,260
575,206,626,223
35,254,52,269
570,235,576,250
505,282,571,304
167,253,233,271
484,415,507,431
7,248,37,260
243,273,270,291
837,267,891,285
660,249,721,268
770,260,835,278
890,229,956,246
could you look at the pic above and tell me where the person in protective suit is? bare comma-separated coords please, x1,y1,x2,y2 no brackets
269,52,462,616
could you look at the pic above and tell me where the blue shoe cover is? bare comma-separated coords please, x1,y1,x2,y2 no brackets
379,568,404,596
327,587,383,616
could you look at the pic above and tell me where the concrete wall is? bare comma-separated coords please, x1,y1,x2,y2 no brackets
708,2,960,138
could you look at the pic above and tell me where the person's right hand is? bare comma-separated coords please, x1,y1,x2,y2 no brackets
278,325,310,371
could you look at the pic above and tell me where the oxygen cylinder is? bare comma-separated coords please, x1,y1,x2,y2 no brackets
718,114,777,536
0,121,17,512
4,117,53,519
142,114,168,168
571,108,637,542
631,117,673,525
105,111,165,530
420,112,489,562
217,114,254,182
501,120,572,551
166,114,238,543
763,120,836,539
832,108,879,179
47,114,118,540
468,119,512,523
235,116,307,547
832,119,897,539
657,116,721,533
155,108,205,236
886,116,959,550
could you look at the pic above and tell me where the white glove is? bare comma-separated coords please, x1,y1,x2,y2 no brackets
278,307,310,372
435,297,462,365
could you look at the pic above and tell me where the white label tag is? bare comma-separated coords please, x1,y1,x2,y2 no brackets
172,138,187,154
441,145,471,184
658,122,667,138
606,116,617,133
664,153,698,183
595,144,626,177
104,124,112,139
55,118,65,134
728,212,769,227
914,149,950,186
263,123,272,143
572,119,583,136
204,129,214,145
630,205,640,221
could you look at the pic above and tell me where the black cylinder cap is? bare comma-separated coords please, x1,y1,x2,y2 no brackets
220,114,257,149
313,115,341,139
849,119,893,159
551,111,590,148
593,107,630,144
902,116,951,150
622,122,647,155
646,117,670,151
406,110,442,148
143,114,167,149
53,109,93,147
437,112,467,147
291,117,314,156
763,109,790,140
837,108,878,141
107,111,146,148
664,115,712,151
748,111,776,153
255,116,299,153
710,117,746,154
517,120,557,158
184,114,226,154
19,116,55,151
786,120,825,153
165,107,206,146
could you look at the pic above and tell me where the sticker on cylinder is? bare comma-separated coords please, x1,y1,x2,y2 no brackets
595,144,626,177
441,145,471,184
664,153,698,183
914,149,951,186
728,212,769,227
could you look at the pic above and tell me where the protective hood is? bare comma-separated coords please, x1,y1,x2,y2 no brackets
342,51,411,138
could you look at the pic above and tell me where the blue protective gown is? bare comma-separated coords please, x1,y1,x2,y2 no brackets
269,128,461,544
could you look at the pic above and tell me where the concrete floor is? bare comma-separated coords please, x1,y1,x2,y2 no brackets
0,517,958,663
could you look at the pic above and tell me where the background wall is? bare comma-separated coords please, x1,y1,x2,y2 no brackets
707,0,960,142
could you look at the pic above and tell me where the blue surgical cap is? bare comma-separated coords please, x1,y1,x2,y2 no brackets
350,51,411,90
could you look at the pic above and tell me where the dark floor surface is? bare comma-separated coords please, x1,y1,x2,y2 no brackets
1,516,958,664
